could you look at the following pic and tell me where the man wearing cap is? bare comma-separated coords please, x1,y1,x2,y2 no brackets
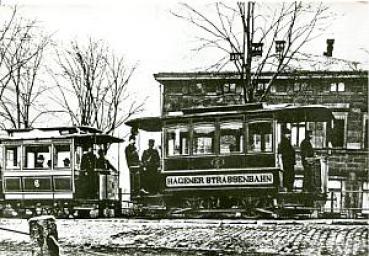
142,139,161,193
80,144,97,198
125,135,140,168
125,135,141,194
278,128,296,192
300,130,315,192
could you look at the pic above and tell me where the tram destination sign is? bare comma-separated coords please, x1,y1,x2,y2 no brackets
166,173,274,188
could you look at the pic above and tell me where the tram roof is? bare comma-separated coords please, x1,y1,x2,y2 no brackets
125,104,334,132
1,126,123,143
6,126,102,134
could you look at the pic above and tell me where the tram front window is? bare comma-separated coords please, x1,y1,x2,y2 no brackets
24,145,51,169
220,122,243,154
193,124,215,155
54,144,71,168
5,146,21,169
247,122,273,152
166,126,189,156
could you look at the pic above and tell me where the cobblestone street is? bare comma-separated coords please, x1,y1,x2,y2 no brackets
0,219,368,255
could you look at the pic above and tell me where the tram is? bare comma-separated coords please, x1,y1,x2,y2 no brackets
0,126,122,218
126,103,334,218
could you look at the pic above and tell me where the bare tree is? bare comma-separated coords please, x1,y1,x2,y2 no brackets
172,2,333,102
52,38,143,135
0,6,52,129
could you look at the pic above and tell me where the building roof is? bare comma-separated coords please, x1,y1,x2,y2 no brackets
154,69,368,82
154,54,368,82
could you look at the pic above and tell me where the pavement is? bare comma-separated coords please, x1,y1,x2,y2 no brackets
0,218,368,255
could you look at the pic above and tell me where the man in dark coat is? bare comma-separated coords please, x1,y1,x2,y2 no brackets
278,128,296,192
125,135,141,194
141,139,160,193
96,149,117,173
80,144,97,198
125,135,140,168
300,130,315,192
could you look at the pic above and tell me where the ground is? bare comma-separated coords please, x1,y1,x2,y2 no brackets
0,219,368,255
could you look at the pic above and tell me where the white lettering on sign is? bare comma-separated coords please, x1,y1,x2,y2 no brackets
166,173,274,187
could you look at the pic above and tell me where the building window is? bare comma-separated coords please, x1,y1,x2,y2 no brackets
193,123,215,155
24,144,52,169
293,82,308,92
254,82,268,95
5,146,21,169
53,144,71,168
223,83,236,94
331,112,347,148
247,121,273,152
220,121,244,154
166,126,190,156
190,83,205,95
330,82,345,92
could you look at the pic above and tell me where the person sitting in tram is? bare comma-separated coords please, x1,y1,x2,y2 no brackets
278,128,296,192
141,139,161,194
63,158,70,167
35,155,45,168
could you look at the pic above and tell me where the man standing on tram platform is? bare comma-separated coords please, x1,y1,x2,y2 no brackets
300,130,315,192
81,144,97,198
278,128,296,192
125,135,141,194
125,135,140,167
142,139,161,194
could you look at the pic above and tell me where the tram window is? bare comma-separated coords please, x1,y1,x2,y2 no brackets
291,123,306,147
75,145,82,167
307,122,326,148
54,144,71,168
24,145,51,169
220,122,243,154
247,122,272,152
166,126,189,156
5,146,21,169
193,124,215,155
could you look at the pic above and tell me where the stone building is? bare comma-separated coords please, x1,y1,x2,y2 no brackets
154,66,368,217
